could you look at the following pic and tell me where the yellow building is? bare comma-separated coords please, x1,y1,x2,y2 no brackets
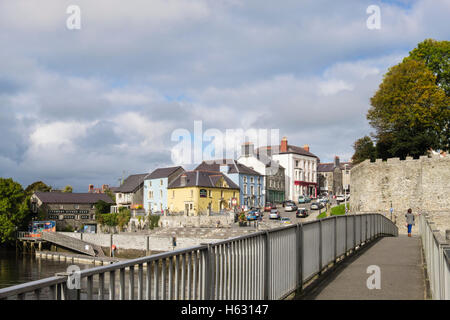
167,170,240,216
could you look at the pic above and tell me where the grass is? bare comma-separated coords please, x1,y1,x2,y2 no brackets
317,203,349,219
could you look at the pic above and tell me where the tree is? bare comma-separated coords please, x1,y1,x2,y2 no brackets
94,200,112,215
351,136,376,164
24,181,52,195
63,185,73,193
104,188,116,202
368,59,449,158
0,178,30,243
406,39,450,96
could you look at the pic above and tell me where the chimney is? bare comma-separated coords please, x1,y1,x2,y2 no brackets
303,144,310,152
280,137,288,153
89,184,94,193
180,173,187,187
334,156,340,168
241,142,255,157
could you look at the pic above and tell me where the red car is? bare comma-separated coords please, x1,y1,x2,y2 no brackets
264,202,272,212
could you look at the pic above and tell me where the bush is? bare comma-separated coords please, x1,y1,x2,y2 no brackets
148,215,160,230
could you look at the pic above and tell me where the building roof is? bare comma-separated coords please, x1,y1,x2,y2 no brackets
146,166,184,180
168,171,240,189
194,160,261,176
33,192,115,204
258,144,319,159
115,173,148,193
318,162,354,172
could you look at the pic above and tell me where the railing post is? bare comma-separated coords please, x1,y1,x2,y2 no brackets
204,244,213,300
264,231,271,300
345,215,348,254
334,216,338,262
353,215,356,250
296,223,303,293
319,219,323,274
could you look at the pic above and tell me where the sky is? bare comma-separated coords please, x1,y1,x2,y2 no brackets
0,0,449,192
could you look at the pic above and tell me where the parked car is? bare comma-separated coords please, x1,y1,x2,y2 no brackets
280,217,291,224
310,202,323,210
298,195,311,203
269,208,280,219
319,197,329,203
284,201,297,212
246,213,258,221
296,208,309,218
336,195,345,202
264,202,272,212
249,207,260,216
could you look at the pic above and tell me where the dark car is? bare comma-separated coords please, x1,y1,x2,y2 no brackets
296,208,309,218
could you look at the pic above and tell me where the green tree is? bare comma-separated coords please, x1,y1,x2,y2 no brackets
0,178,30,243
94,200,112,215
406,39,450,96
63,185,73,193
368,59,449,158
24,181,52,195
104,188,116,202
351,136,376,164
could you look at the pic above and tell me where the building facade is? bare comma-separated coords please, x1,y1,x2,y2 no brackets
112,173,147,212
318,156,353,196
237,142,285,204
258,137,319,201
143,166,185,214
167,171,240,216
195,159,265,209
30,192,115,231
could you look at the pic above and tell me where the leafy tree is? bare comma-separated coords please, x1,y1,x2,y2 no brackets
117,208,131,231
351,136,376,164
406,39,450,96
63,185,73,193
24,181,52,195
147,214,160,230
104,188,116,202
368,59,449,158
94,200,112,215
0,178,30,243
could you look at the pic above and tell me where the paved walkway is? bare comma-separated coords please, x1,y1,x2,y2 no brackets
302,235,426,300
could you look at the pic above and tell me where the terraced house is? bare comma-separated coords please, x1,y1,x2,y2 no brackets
112,173,147,212
195,159,265,209
167,171,240,216
143,166,185,214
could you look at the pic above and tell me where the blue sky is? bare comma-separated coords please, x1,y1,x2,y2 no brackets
0,0,449,191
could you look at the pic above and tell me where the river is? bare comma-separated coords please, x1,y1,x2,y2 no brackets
0,248,92,290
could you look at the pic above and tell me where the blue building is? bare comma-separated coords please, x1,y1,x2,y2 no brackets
143,166,185,214
195,159,265,209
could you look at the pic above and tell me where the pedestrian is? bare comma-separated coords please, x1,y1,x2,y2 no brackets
405,208,415,237
111,244,116,257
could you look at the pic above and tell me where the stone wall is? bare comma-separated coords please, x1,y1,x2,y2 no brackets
60,232,221,252
350,154,450,234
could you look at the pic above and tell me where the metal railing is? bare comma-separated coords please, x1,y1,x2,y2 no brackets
419,214,450,300
0,213,397,300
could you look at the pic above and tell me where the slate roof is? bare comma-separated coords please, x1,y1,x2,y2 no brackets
115,173,148,193
34,192,115,204
318,162,354,172
257,144,319,158
194,160,261,176
168,171,240,189
146,166,184,180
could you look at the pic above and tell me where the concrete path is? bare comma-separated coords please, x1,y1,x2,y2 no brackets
302,235,426,300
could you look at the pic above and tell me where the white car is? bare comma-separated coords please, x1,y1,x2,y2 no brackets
336,195,345,202
269,209,280,219
284,202,297,212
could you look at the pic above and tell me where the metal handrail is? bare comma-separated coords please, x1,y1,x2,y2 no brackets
0,213,397,300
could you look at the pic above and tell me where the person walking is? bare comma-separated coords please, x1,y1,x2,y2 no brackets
405,208,415,237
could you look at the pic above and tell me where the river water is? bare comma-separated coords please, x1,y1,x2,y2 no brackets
0,248,92,290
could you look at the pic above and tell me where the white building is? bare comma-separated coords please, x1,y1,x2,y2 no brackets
257,137,319,201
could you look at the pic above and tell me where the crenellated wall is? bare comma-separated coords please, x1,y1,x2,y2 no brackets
350,154,450,234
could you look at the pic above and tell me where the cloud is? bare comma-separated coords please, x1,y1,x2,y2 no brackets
0,0,448,190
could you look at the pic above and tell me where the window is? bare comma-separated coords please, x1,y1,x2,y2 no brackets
243,176,247,183
250,185,254,195
243,184,247,194
60,205,64,210
160,190,163,198
250,177,254,183
160,179,163,186
221,190,224,198
149,181,152,187
74,204,79,209
296,160,299,167
209,190,212,198
172,190,175,198
190,190,193,198
190,203,193,210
